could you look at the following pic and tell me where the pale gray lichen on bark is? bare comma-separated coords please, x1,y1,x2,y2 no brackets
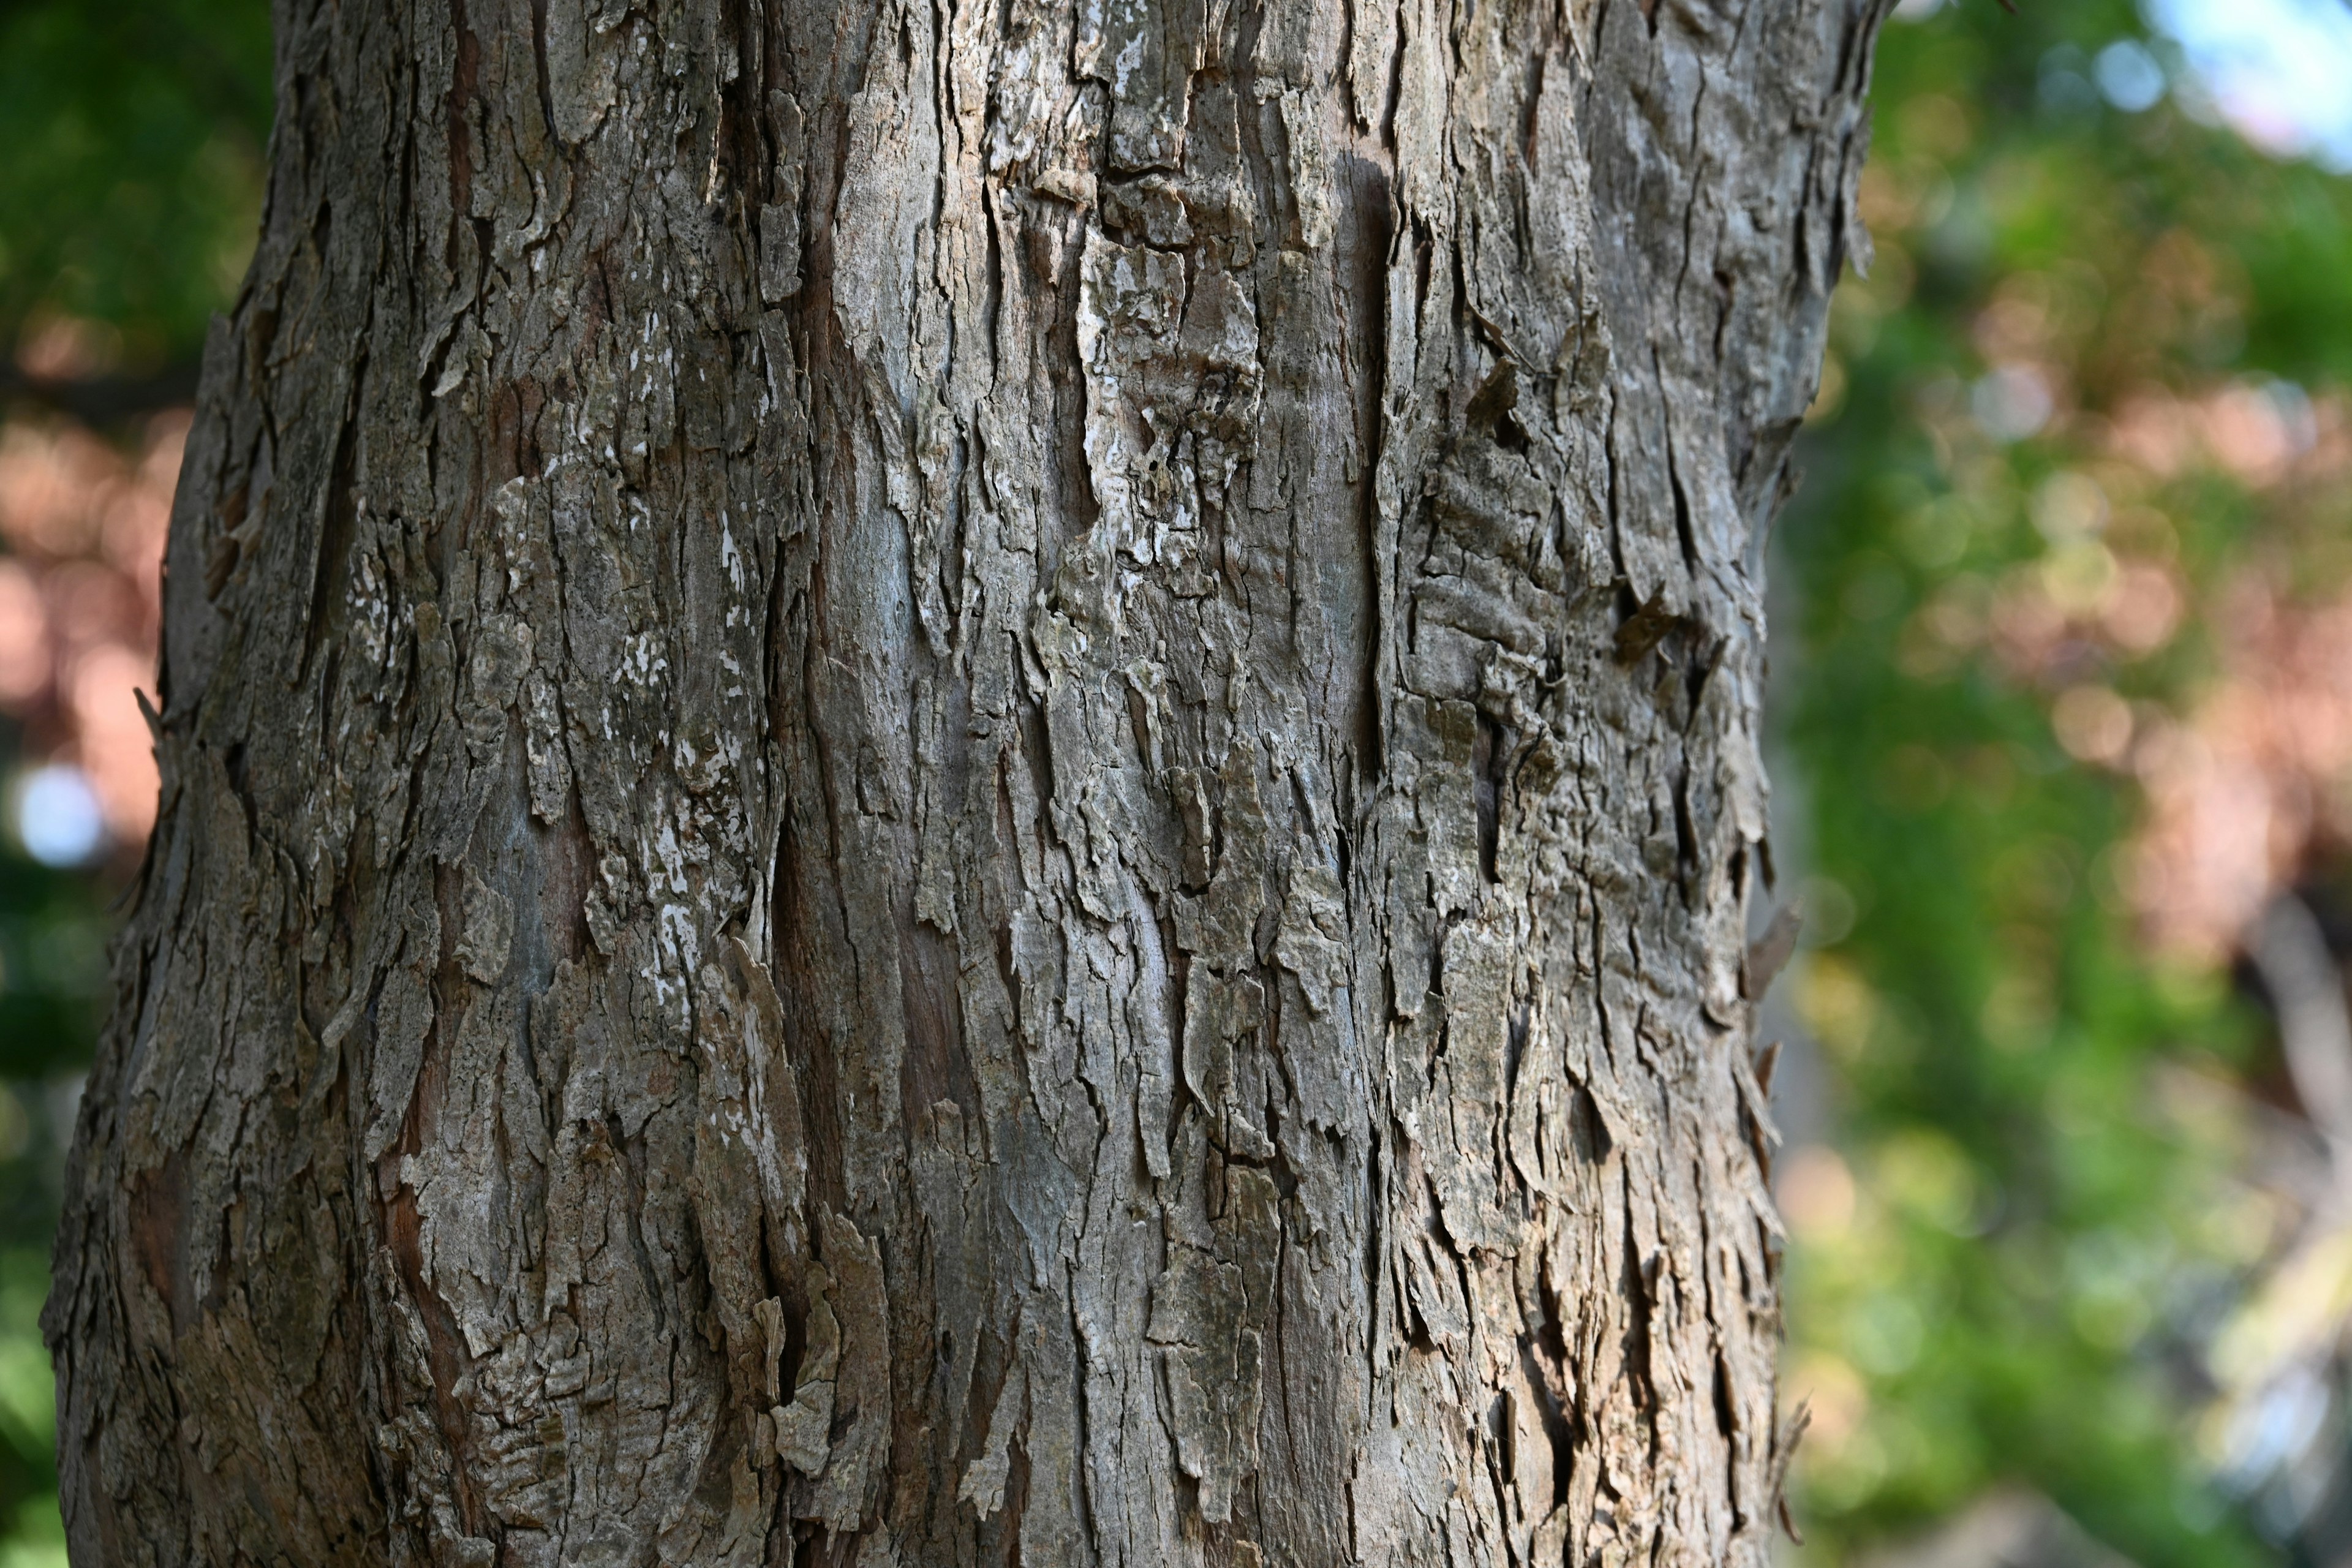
45,0,1890,1562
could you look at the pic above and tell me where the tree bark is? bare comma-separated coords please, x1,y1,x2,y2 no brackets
46,0,1886,1561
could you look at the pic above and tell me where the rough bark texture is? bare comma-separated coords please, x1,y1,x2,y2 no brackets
47,0,1887,1561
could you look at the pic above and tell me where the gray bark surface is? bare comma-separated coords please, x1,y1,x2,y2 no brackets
46,0,1886,1561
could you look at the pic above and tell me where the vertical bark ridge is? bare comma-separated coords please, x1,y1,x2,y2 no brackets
46,0,1889,1562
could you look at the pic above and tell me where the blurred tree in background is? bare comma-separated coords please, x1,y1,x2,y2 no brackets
5,0,2352,1566
1778,0,2352,1565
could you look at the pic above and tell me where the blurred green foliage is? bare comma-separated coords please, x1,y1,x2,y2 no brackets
0,0,271,368
1779,1,2352,1564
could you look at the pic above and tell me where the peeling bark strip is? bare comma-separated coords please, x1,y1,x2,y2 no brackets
46,0,1887,1561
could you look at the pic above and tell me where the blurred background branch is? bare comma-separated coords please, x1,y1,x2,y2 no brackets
2247,898,2352,1170
0,365,198,428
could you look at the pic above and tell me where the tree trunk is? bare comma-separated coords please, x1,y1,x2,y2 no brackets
45,0,1885,1561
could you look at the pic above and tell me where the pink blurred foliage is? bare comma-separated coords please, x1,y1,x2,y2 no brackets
2105,376,2340,490
1909,366,2352,964
0,412,179,848
2129,579,2352,959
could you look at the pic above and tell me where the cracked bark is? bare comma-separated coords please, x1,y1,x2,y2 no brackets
45,0,1888,1561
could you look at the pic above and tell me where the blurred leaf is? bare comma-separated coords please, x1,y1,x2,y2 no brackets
0,0,272,364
